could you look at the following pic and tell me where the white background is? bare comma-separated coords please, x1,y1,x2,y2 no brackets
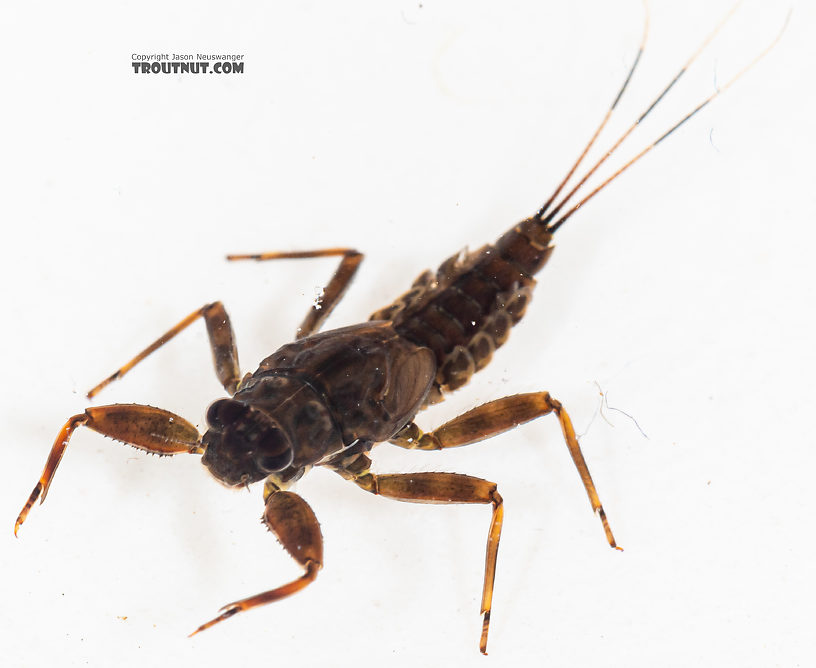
2,0,814,666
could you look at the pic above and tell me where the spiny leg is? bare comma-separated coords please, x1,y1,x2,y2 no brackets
87,301,240,399
190,483,323,635
390,391,621,550
335,459,502,655
227,248,362,339
15,404,201,535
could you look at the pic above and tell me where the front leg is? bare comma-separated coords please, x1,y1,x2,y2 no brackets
190,483,323,635
15,404,201,535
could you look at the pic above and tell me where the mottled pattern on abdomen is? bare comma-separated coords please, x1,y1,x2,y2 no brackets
370,217,554,400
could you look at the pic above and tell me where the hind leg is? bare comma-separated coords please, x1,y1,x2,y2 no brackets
227,248,362,338
390,391,620,549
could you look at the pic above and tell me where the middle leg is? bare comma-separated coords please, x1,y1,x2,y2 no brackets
87,301,241,398
334,457,502,655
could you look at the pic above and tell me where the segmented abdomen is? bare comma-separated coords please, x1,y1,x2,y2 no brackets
370,216,554,400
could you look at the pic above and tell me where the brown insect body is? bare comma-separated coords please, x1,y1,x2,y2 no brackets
16,6,781,654
202,217,552,494
383,217,553,395
203,322,436,488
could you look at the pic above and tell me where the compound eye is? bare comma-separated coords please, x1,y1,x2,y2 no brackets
255,429,294,472
206,399,249,430
257,451,293,472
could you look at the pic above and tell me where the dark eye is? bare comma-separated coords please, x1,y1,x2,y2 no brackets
206,399,249,430
255,428,293,472
257,451,293,472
